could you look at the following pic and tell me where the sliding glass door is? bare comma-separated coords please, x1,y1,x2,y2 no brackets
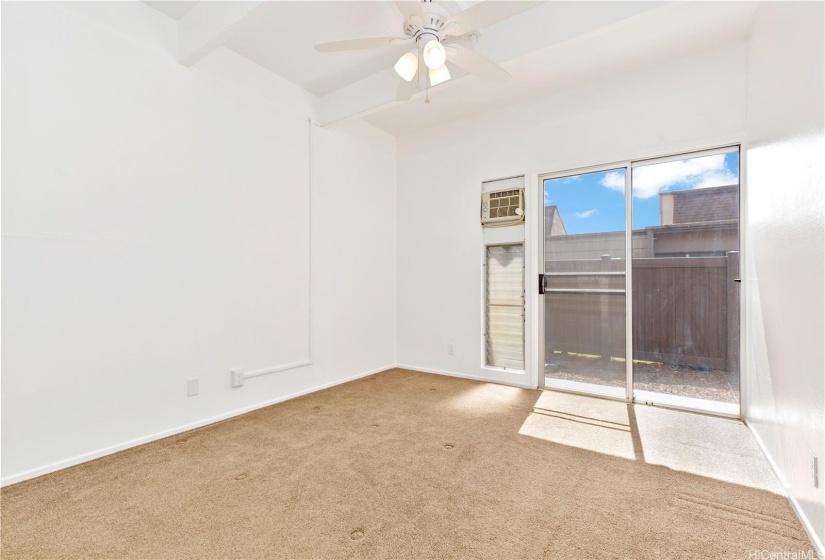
540,147,740,415
542,167,628,399
630,148,740,415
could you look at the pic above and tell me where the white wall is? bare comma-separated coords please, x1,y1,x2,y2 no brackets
396,43,747,386
742,1,825,551
1,2,396,484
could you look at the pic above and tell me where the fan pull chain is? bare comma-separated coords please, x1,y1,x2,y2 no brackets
425,74,430,104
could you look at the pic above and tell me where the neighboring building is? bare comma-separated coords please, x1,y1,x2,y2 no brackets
544,205,567,237
651,184,739,257
660,184,738,225
544,185,739,261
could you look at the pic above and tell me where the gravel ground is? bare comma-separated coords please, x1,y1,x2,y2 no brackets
545,353,739,404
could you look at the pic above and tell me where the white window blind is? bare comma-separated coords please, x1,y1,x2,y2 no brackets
485,244,525,369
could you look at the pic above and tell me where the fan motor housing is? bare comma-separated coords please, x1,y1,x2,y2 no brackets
403,12,449,42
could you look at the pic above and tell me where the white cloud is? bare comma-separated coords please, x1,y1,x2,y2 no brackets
601,171,626,193
575,209,598,218
631,155,724,198
562,175,582,184
693,169,738,189
599,154,738,198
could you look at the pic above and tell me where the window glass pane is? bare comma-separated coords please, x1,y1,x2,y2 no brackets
486,244,524,369
543,169,626,398
631,150,740,412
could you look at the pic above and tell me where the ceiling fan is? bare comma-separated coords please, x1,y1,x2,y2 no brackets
314,1,541,101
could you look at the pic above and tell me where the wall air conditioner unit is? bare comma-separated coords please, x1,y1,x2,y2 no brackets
481,188,525,227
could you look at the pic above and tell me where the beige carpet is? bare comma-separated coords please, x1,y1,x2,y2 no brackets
1,368,815,559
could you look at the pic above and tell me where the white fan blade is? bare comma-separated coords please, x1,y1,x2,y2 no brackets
315,37,408,52
444,1,542,37
448,44,510,84
396,71,419,101
395,1,426,22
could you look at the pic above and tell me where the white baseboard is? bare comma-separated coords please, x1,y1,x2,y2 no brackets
395,363,536,389
744,420,825,558
1,364,394,487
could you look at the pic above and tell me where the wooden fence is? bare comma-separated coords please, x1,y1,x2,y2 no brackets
545,251,739,373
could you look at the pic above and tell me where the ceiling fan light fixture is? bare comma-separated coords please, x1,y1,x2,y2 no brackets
394,51,419,81
315,0,534,102
422,39,447,69
428,64,451,86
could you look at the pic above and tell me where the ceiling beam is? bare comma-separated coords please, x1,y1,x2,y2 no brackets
177,1,270,66
320,68,408,126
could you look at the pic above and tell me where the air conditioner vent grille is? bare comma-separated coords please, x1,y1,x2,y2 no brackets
482,188,525,226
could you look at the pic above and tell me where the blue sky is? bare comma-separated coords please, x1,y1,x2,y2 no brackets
543,151,739,234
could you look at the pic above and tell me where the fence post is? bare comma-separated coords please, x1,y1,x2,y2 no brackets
726,251,740,377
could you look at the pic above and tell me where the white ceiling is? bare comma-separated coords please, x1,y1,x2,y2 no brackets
361,1,758,136
224,1,481,96
220,1,669,99
143,1,198,20
226,2,410,96
141,1,758,137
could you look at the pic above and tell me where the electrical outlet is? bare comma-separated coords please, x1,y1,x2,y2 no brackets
447,343,455,356
812,452,819,488
187,378,199,397
231,368,245,388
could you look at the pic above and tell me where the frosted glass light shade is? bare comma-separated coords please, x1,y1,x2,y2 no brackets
394,52,418,82
422,40,446,69
429,64,451,86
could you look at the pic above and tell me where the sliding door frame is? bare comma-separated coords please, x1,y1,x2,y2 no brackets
537,160,634,402
537,144,742,416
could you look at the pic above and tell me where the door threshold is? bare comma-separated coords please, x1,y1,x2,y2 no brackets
543,378,629,402
633,390,740,419
541,381,741,419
